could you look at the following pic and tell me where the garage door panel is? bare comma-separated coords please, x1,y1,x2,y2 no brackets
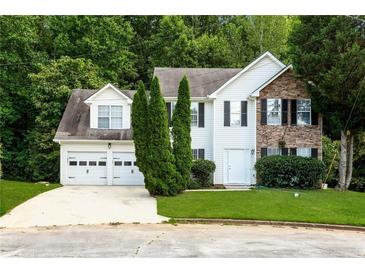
112,152,144,185
67,152,107,185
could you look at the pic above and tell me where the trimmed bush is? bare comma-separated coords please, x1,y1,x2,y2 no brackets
255,155,325,189
190,160,216,188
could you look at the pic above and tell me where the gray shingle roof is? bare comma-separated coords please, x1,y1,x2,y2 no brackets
154,67,242,97
54,89,134,141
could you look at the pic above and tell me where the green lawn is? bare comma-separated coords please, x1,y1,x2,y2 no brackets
157,189,365,226
0,180,61,216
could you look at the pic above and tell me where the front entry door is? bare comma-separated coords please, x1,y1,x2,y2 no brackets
224,149,251,185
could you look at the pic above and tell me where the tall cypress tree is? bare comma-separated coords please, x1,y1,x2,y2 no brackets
146,77,179,196
131,81,149,175
172,76,192,190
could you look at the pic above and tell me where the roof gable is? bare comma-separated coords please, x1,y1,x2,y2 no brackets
208,51,286,98
85,83,133,104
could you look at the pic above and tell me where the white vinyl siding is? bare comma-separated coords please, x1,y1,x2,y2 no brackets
297,147,311,157
297,99,311,125
214,55,283,185
267,99,281,125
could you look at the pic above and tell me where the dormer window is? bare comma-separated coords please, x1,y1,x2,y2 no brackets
98,105,123,129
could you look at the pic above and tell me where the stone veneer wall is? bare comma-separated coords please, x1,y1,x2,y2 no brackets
256,70,322,159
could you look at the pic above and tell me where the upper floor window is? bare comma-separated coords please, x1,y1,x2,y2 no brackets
267,99,281,125
297,99,311,125
191,102,198,127
98,105,123,129
230,101,241,126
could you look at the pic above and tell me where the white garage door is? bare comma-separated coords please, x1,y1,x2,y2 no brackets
67,152,107,185
112,152,144,185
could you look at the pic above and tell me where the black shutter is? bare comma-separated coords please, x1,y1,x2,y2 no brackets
291,99,297,125
260,99,267,125
261,147,267,157
311,109,318,125
282,99,288,125
281,148,289,156
198,103,205,128
166,102,172,127
241,101,248,126
290,148,297,156
311,148,318,159
198,149,205,160
224,101,230,126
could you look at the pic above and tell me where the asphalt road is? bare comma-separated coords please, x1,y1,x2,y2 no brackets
1,224,364,257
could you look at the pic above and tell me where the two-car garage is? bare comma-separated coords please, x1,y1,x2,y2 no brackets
64,148,144,186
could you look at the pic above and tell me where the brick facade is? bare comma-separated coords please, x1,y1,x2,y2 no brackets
256,70,322,159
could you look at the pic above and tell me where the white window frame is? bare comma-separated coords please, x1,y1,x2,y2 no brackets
192,149,205,160
297,147,311,158
168,101,176,128
230,101,241,126
267,99,281,125
191,102,198,127
267,148,281,156
297,99,311,125
98,105,123,129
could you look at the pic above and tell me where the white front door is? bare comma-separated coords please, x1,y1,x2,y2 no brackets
112,152,144,185
224,149,251,185
67,152,107,185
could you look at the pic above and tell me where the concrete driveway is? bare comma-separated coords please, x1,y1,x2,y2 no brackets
1,224,364,257
0,186,167,228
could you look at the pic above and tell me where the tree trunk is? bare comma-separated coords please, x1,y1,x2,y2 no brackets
345,133,354,189
337,130,347,191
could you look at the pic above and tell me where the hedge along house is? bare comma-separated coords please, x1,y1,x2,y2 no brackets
54,52,322,186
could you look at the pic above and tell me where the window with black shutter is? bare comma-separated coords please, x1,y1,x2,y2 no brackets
311,109,318,125
282,99,288,125
241,101,247,127
198,149,205,160
290,99,297,125
198,103,205,128
290,148,297,156
311,148,318,159
260,99,267,125
261,147,267,157
281,148,289,156
224,101,230,126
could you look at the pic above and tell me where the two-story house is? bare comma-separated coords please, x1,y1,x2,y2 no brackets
54,51,322,186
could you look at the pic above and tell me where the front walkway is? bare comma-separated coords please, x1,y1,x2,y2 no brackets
0,186,168,228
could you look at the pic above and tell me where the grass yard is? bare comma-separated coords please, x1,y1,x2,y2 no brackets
157,189,365,226
0,180,61,216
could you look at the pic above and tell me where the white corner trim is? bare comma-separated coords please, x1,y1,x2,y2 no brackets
85,83,133,104
208,51,286,99
249,65,293,97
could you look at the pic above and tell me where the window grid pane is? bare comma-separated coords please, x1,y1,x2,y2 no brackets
111,117,122,129
192,149,198,160
230,101,241,126
267,99,281,125
111,106,122,117
98,105,109,117
297,148,311,157
297,99,311,125
98,117,109,129
191,102,198,127
267,148,281,156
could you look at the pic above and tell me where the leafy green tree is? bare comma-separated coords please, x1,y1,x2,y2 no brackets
42,16,137,88
172,76,192,190
131,81,149,174
27,56,105,181
146,77,179,196
0,16,48,180
289,16,365,190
